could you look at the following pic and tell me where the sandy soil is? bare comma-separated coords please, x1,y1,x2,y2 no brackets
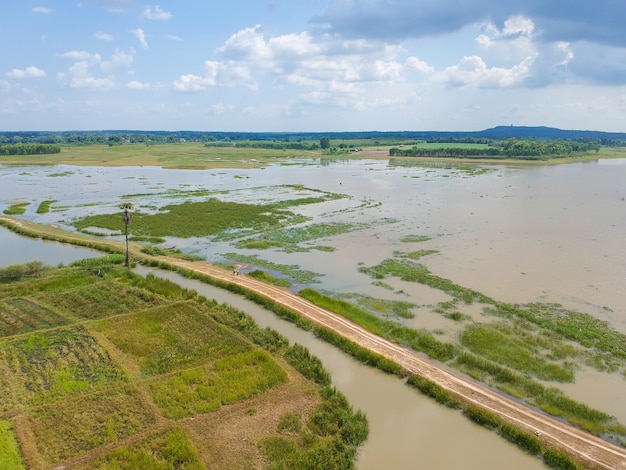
170,257,626,470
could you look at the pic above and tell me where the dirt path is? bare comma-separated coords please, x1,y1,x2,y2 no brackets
170,258,626,470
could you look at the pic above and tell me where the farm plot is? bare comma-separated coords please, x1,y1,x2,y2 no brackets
1,325,127,405
0,297,70,337
24,385,155,466
38,281,164,320
149,350,288,419
77,426,204,470
92,302,254,376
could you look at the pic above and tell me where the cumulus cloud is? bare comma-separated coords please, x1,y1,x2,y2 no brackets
172,60,250,92
132,28,148,49
32,7,52,14
94,31,113,41
435,55,532,89
127,80,150,89
6,66,47,79
58,61,114,90
140,5,171,20
101,49,134,70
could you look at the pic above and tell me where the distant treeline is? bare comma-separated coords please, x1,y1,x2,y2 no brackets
214,140,320,150
0,144,61,155
1,126,626,147
389,139,601,159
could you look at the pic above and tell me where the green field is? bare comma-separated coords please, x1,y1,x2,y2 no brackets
0,141,623,169
0,258,367,469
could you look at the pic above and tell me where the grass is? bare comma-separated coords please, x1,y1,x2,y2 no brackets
460,323,576,382
3,202,29,215
247,269,292,287
4,326,128,405
0,260,365,468
27,385,155,464
85,426,204,470
0,420,25,470
149,350,288,419
93,302,253,376
222,252,323,284
36,200,56,214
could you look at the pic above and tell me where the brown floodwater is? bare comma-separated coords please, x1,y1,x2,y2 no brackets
2,157,625,467
135,266,545,469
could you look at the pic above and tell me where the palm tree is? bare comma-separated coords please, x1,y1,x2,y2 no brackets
120,203,133,267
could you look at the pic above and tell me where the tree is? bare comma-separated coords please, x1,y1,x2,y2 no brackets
320,137,331,149
120,203,133,267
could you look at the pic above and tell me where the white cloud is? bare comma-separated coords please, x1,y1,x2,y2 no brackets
94,31,113,41
127,81,150,90
101,49,134,71
436,55,532,89
65,62,115,90
167,35,182,41
172,60,251,92
132,28,148,49
58,51,102,63
32,7,52,14
405,57,435,74
6,66,47,79
140,5,172,20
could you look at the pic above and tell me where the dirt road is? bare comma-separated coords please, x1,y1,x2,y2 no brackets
171,258,626,470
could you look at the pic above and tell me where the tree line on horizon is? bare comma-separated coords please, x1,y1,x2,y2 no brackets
389,139,602,159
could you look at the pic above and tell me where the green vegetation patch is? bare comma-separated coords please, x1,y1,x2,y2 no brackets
491,302,626,369
94,302,252,376
38,280,163,320
0,261,51,285
400,234,431,243
247,269,292,287
0,420,25,470
300,288,456,362
359,258,490,304
3,202,29,216
222,253,323,284
460,323,576,382
260,387,368,470
0,297,70,337
406,374,460,408
149,350,288,419
4,326,127,404
235,222,356,252
86,426,204,470
338,292,416,319
36,200,57,214
28,385,154,465
0,267,97,297
73,197,298,239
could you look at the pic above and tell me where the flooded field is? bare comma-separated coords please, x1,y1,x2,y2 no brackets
2,156,625,467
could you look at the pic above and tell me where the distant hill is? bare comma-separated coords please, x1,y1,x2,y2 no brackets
473,126,626,141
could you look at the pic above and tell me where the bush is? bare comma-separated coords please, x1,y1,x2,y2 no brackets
543,448,583,469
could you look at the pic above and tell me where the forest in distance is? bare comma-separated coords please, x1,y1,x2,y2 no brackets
1,125,626,147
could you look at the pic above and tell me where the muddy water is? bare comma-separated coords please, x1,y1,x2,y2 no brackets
2,157,626,466
134,266,545,469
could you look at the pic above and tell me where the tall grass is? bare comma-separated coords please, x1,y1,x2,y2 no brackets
0,420,25,470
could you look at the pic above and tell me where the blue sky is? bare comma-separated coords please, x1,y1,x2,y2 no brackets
1,1,625,132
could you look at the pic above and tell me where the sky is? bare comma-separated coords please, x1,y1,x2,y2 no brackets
1,1,625,132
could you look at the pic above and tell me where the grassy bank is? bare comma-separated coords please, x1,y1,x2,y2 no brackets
0,255,368,469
